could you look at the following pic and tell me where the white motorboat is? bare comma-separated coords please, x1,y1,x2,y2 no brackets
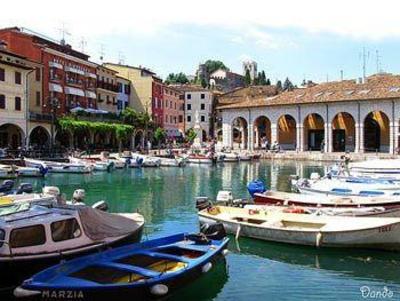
184,153,214,164
16,166,47,177
0,204,144,286
25,158,93,174
293,175,400,197
69,156,112,172
199,205,400,251
238,152,252,161
131,153,161,167
157,156,186,167
349,159,400,180
217,152,238,162
0,164,16,179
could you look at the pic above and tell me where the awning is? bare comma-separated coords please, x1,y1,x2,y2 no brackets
70,106,85,113
85,72,97,79
65,86,85,97
85,91,97,99
65,66,85,75
49,61,63,69
49,83,63,93
85,108,109,114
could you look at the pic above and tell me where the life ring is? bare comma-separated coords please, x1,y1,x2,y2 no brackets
207,206,220,215
283,207,305,214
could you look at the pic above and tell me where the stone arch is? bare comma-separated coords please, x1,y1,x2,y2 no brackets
277,114,296,150
55,130,72,148
364,111,390,152
0,123,25,149
232,116,248,149
74,128,91,150
29,126,50,149
202,129,207,142
331,112,355,152
216,129,223,142
253,116,271,149
303,113,325,151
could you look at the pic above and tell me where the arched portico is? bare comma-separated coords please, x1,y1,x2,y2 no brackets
331,112,355,152
29,126,50,149
0,123,25,149
303,113,325,151
364,111,390,153
277,114,296,150
232,117,248,149
253,116,271,149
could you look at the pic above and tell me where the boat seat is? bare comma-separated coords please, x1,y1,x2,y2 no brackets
146,251,190,263
97,262,161,278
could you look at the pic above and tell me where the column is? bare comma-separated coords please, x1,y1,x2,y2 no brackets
254,127,259,149
270,123,278,144
327,123,333,153
359,124,364,153
390,120,397,154
323,123,329,153
394,121,399,154
247,124,254,151
298,125,304,152
222,122,232,149
354,123,360,153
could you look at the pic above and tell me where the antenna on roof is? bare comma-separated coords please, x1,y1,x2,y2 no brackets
79,37,87,53
118,52,125,64
326,74,329,82
376,50,382,74
99,44,105,63
340,70,344,81
359,47,370,82
58,23,70,46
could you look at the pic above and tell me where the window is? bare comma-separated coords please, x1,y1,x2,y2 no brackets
118,83,122,93
35,91,41,106
10,225,46,248
0,95,5,109
200,103,205,110
165,114,168,123
15,97,21,111
0,68,4,81
201,93,205,99
187,93,191,100
201,115,205,122
179,115,183,123
187,115,191,122
113,97,116,105
124,84,130,95
187,104,191,111
35,68,41,81
106,95,110,103
51,218,81,242
170,115,173,123
170,101,172,108
15,71,21,84
0,229,4,247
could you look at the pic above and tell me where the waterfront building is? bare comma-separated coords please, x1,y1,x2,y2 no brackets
218,73,400,154
116,76,131,114
162,85,184,140
96,65,119,113
0,44,33,149
175,85,213,141
209,69,244,92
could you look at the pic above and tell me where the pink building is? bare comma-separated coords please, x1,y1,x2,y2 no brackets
162,85,184,140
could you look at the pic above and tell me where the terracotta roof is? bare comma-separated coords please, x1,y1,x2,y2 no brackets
171,84,209,92
218,74,400,110
217,85,279,106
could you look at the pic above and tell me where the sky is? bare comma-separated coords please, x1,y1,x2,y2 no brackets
3,0,400,85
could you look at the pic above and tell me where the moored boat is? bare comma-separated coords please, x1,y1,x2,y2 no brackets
199,205,400,251
349,159,400,180
0,204,144,287
14,225,229,300
186,153,214,164
24,158,92,174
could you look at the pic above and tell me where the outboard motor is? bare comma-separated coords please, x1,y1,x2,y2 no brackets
38,164,49,176
15,183,33,194
0,179,14,193
247,180,266,198
195,197,212,211
136,157,144,166
92,200,109,211
200,223,226,240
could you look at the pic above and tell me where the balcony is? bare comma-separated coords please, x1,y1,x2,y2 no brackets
29,112,52,122
97,81,119,92
49,73,63,82
66,77,84,87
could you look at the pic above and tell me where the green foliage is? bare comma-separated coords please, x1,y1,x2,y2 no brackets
185,128,197,143
258,71,267,85
154,127,166,142
276,80,282,91
200,77,208,88
165,72,189,85
244,69,252,86
283,77,295,91
204,60,228,74
121,108,151,129
58,117,133,142
266,78,271,86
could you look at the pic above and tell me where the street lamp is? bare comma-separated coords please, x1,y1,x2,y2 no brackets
43,96,60,155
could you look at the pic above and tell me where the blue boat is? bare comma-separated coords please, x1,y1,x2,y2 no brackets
14,225,229,300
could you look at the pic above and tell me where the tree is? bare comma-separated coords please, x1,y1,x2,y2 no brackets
283,77,295,91
244,69,251,86
185,128,197,143
204,60,228,75
165,72,189,85
276,80,282,91
200,77,208,88
266,78,271,86
154,127,166,154
257,71,267,85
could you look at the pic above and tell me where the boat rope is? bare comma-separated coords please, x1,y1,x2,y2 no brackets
235,225,241,241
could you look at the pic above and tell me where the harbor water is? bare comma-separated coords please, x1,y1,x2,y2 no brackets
16,160,400,300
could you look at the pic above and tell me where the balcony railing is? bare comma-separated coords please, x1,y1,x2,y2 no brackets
66,78,84,86
29,112,53,122
97,81,119,92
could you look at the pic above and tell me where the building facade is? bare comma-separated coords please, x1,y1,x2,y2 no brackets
218,73,400,154
116,76,131,114
209,69,244,92
96,65,118,113
0,46,33,148
176,85,213,141
162,85,184,139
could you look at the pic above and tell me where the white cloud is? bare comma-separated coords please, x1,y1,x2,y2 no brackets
2,0,400,40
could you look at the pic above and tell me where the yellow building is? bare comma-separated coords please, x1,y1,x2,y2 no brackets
0,45,34,148
96,65,118,114
103,63,159,114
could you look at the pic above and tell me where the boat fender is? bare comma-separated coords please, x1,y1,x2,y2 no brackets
14,286,41,298
126,158,131,166
316,232,322,247
283,207,305,214
150,284,169,296
222,249,229,256
187,233,210,245
202,262,213,273
235,225,241,240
